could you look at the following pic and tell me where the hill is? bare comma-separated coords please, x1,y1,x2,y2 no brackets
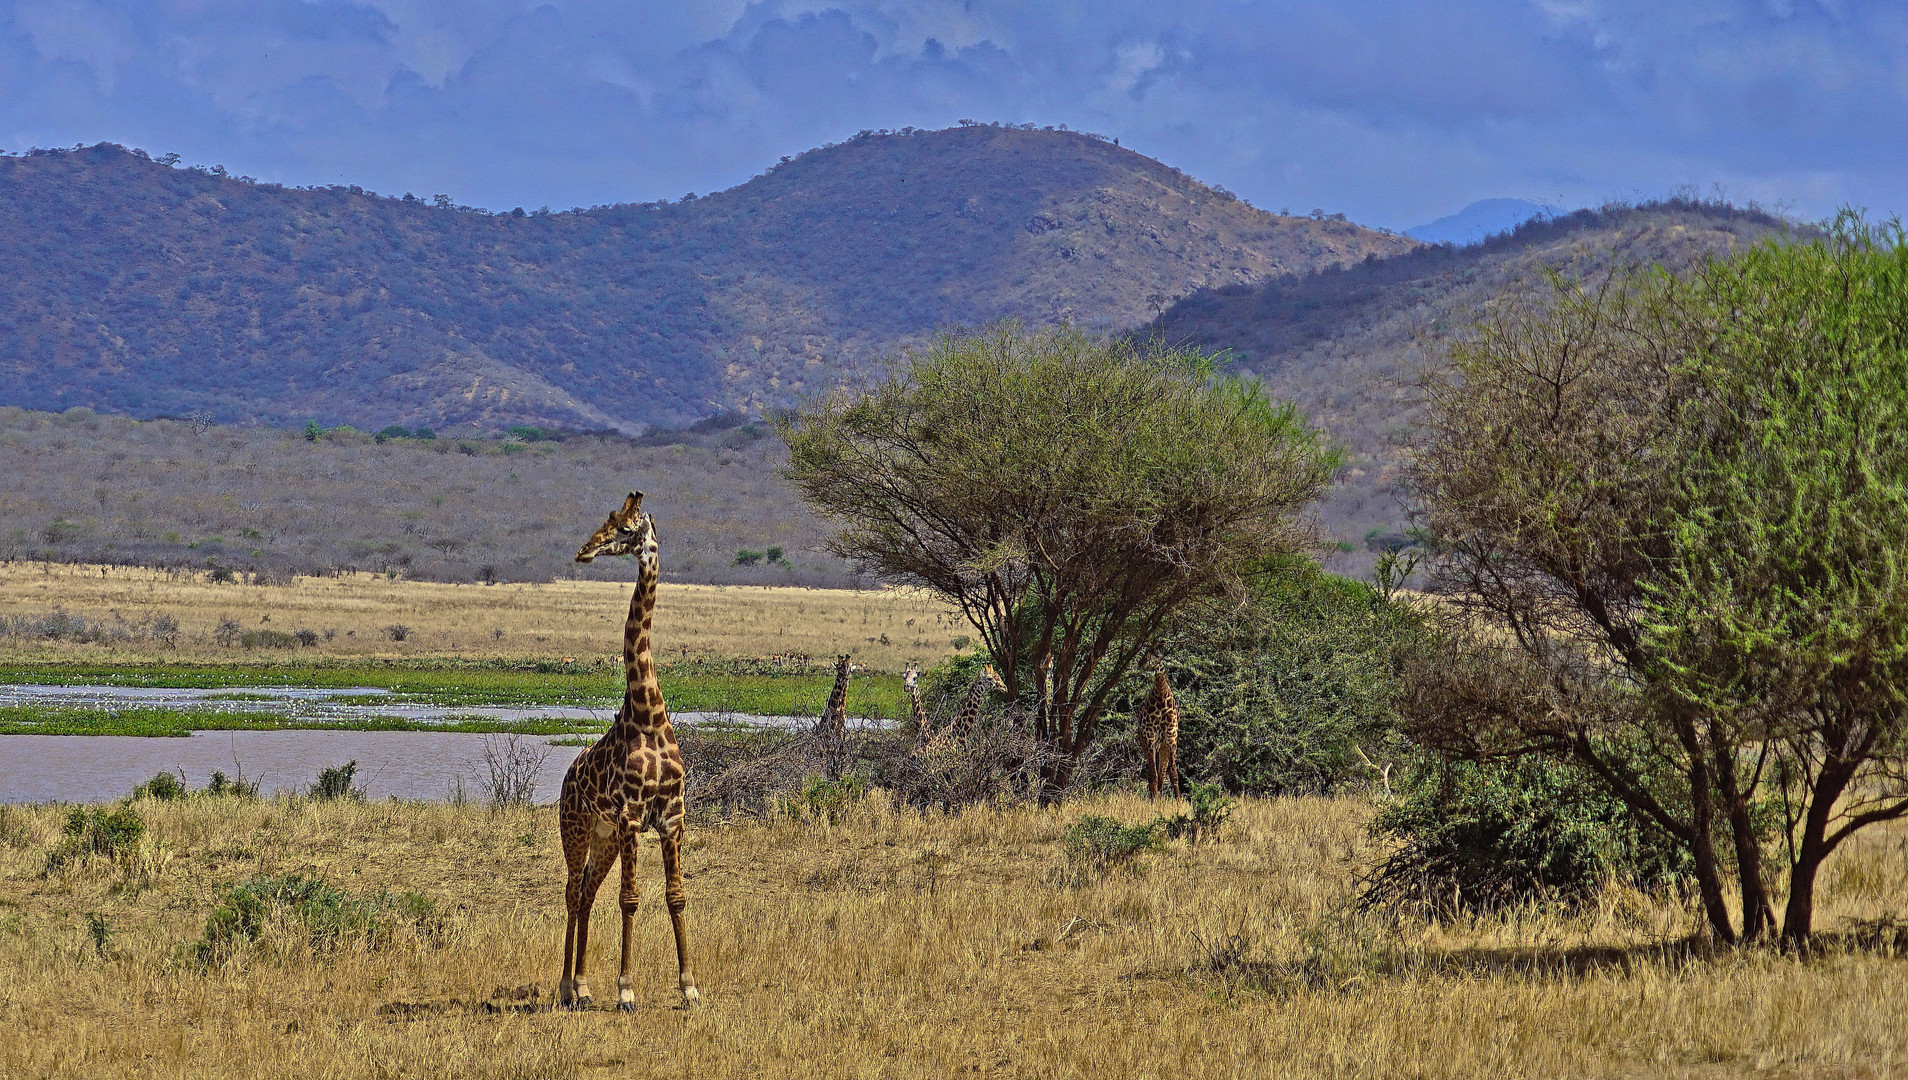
0,126,1414,433
1141,199,1798,568
1404,198,1560,245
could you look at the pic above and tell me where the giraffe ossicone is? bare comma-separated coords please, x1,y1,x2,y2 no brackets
557,491,701,1010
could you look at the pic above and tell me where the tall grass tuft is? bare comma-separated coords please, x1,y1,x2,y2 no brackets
44,805,145,874
195,873,446,964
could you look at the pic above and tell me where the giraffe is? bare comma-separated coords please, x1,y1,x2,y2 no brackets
813,653,853,779
904,662,931,744
558,492,699,1010
946,664,1008,739
814,654,852,738
1134,661,1182,800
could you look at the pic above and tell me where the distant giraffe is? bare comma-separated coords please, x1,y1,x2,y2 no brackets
904,662,931,744
1134,662,1182,800
814,654,854,779
947,664,1008,739
814,654,852,738
557,492,699,1010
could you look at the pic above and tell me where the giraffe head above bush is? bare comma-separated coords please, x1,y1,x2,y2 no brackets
575,491,657,564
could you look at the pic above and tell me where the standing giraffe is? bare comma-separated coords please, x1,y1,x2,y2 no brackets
1134,663,1182,799
947,664,1008,739
904,663,932,744
559,492,699,1010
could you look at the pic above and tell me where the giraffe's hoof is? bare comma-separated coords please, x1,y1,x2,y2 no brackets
618,1000,638,1013
680,986,702,1009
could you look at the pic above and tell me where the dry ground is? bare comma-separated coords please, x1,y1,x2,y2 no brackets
2,792,1903,1079
0,562,962,670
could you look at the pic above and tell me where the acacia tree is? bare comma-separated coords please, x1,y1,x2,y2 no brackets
1401,269,1761,936
780,325,1337,788
1407,222,1908,944
1645,216,1908,943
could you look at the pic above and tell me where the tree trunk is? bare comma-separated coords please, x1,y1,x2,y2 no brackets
1714,740,1774,941
1688,803,1736,945
1781,761,1856,946
1681,725,1737,943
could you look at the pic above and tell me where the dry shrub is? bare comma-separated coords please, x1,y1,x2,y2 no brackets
682,713,1059,820
480,735,550,808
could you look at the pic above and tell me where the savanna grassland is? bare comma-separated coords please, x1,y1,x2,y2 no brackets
0,561,962,670
2,791,1904,1080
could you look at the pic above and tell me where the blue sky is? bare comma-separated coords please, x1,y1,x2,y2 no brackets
1,1,1897,229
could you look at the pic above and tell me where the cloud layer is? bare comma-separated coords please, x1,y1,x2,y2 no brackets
2,1,1898,226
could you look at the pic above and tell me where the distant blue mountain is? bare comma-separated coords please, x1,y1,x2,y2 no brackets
1406,198,1563,246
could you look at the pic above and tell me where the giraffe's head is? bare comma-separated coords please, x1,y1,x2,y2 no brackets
903,662,920,692
575,492,658,564
977,664,1007,693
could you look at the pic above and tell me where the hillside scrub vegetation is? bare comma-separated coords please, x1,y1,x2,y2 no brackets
0,131,1410,434
1144,198,1798,575
0,407,848,586
782,325,1337,790
1403,217,1908,944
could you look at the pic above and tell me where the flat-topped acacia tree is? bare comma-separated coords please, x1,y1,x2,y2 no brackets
779,325,1338,790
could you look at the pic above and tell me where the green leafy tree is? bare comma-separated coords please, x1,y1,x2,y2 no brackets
1644,214,1908,943
1407,220,1908,943
780,324,1337,788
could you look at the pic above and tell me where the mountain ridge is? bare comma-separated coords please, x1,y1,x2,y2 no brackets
0,126,1415,433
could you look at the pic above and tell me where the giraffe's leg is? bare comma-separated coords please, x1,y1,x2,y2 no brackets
570,835,614,1007
658,815,700,1007
616,827,643,1012
1164,740,1181,799
558,814,589,1007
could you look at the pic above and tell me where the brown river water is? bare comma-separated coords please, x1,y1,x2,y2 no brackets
0,683,882,803
0,730,585,804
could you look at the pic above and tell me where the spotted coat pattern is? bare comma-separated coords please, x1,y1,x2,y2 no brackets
558,492,699,1010
947,664,1007,739
1135,669,1182,800
815,654,852,738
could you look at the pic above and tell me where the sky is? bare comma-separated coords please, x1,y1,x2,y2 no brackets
1,1,1899,230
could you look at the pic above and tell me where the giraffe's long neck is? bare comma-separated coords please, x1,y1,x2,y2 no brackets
952,673,990,736
818,657,850,735
615,549,667,735
905,668,929,741
1152,671,1176,728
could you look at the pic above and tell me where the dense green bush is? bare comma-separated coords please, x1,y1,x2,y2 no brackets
196,874,442,962
1158,557,1425,796
133,769,259,800
44,805,145,873
309,761,363,800
1359,757,1693,917
132,771,186,800
1061,815,1162,870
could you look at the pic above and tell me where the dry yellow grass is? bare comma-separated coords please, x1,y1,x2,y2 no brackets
0,562,962,668
2,792,1903,1079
